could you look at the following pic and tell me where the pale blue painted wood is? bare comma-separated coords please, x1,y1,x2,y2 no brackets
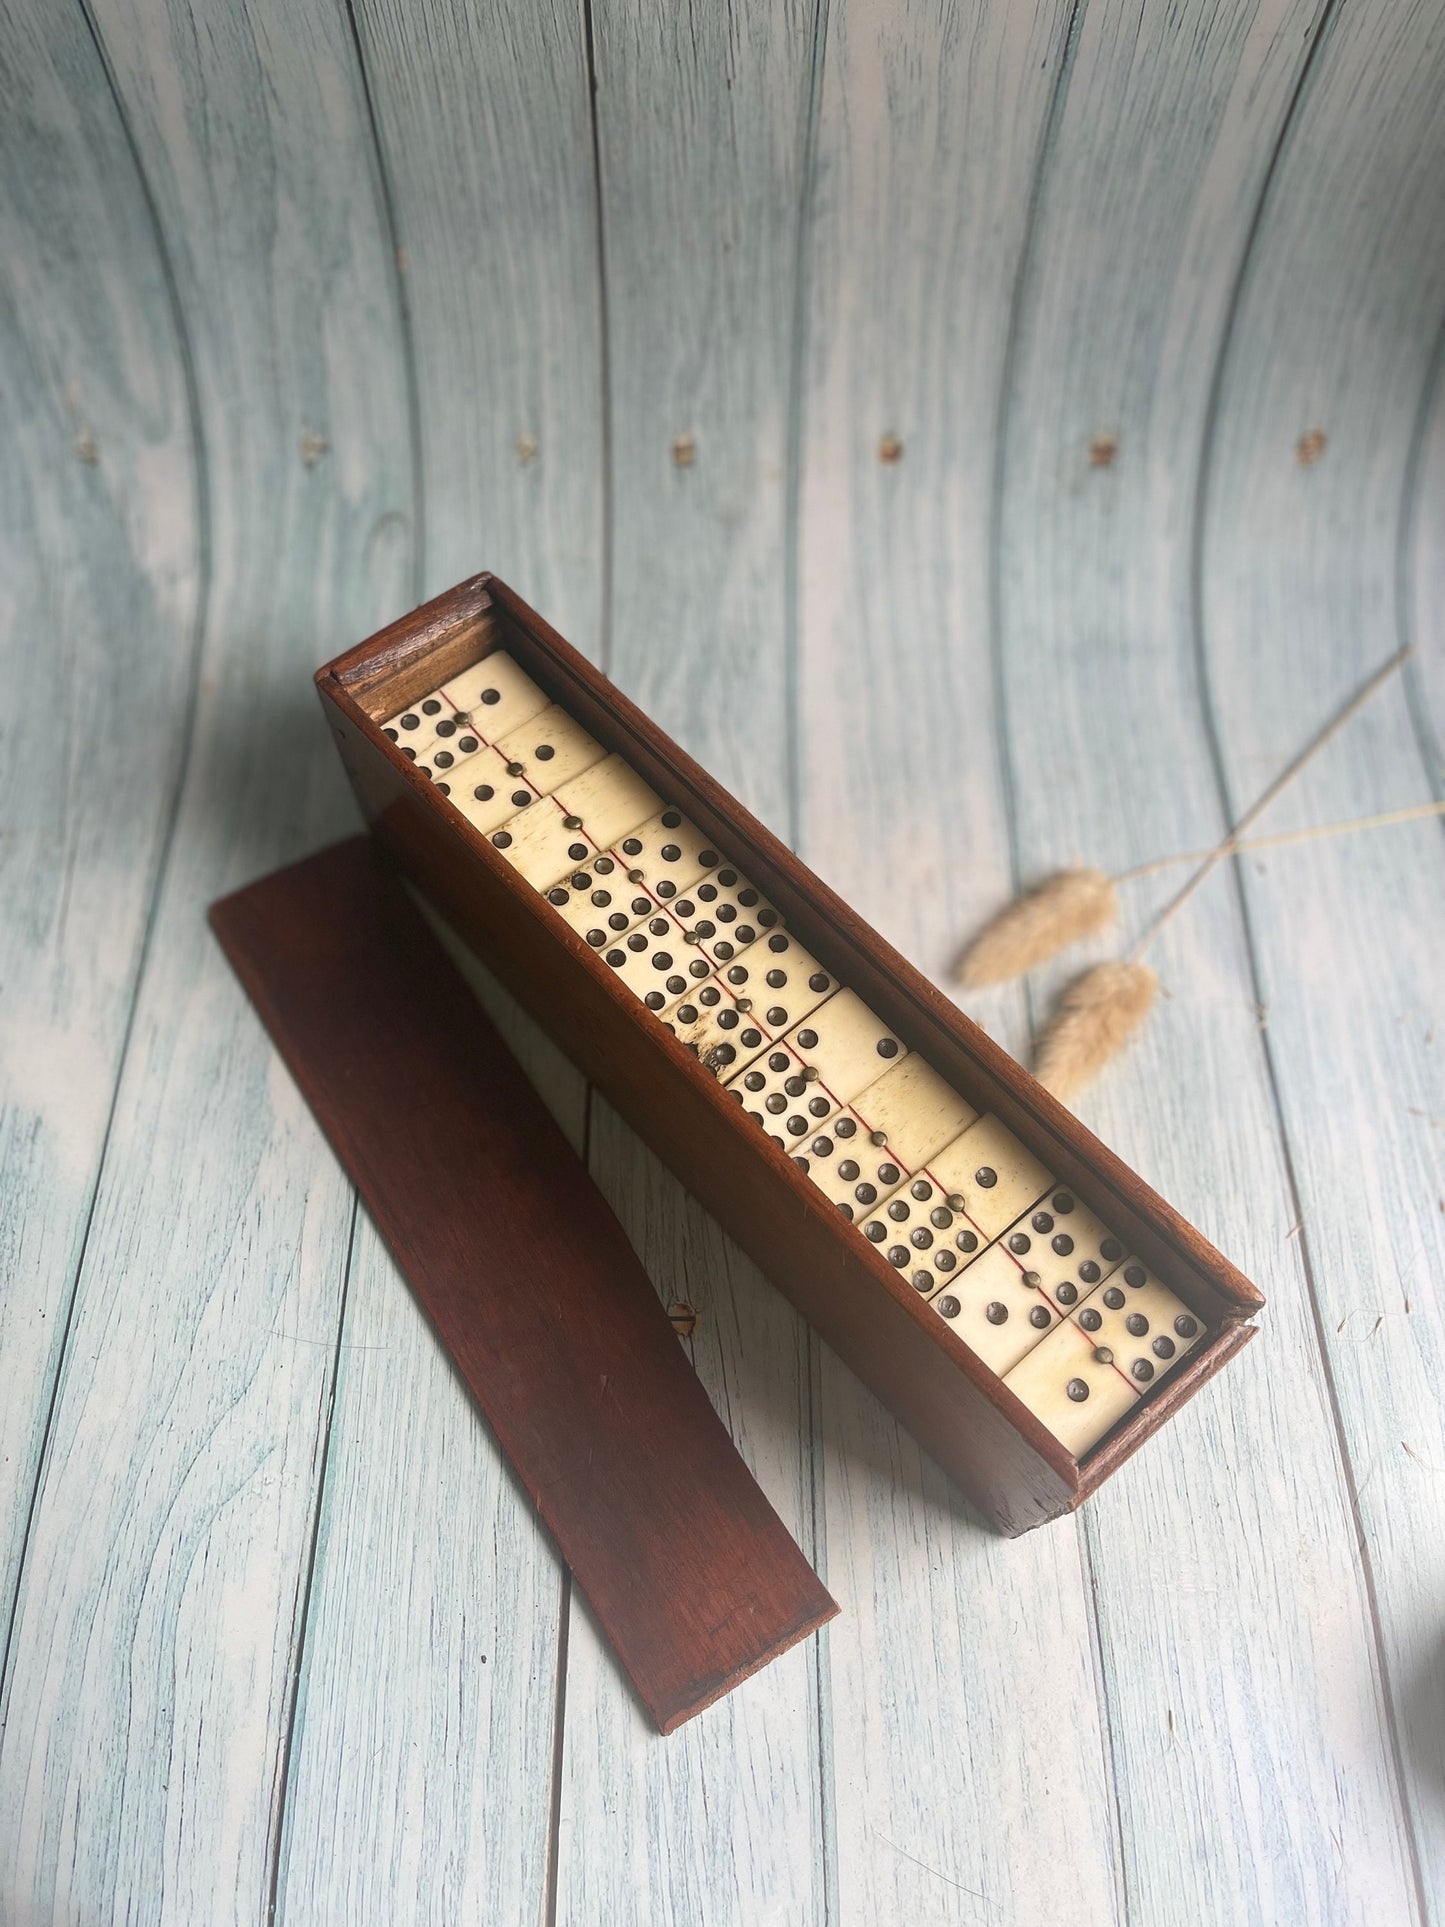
793,6,1124,1924
350,0,606,640
0,0,199,1671
1200,0,1445,1910
558,1101,824,1927
268,6,599,1912
555,6,826,1914
3,0,1445,1920
993,2,1423,1921
795,0,1063,1016
592,0,813,829
277,926,582,1927
0,0,413,1917
1406,339,1445,782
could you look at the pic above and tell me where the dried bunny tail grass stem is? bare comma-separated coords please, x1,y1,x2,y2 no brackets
1033,961,1158,1101
1113,798,1445,881
955,867,1116,989
1128,642,1410,963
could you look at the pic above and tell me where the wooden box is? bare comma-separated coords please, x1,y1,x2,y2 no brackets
316,573,1262,1535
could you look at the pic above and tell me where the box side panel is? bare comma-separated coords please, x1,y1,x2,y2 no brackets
482,582,1261,1327
318,571,1262,1511
318,686,1077,1534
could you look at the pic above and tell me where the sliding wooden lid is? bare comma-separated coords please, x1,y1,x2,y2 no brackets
210,836,836,1732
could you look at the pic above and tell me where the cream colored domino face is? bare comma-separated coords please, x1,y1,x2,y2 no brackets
847,1056,979,1175
382,690,456,760
1003,1319,1140,1454
409,718,491,781
721,930,836,1030
925,1193,1127,1368
724,991,907,1143
608,897,787,996
492,756,661,890
783,990,904,1097
543,854,656,945
858,1113,1052,1298
435,653,549,740
671,929,838,1067
597,908,714,1010
1004,1258,1206,1454
1075,1257,1205,1393
665,979,777,1078
381,651,547,760
440,745,536,834
725,1039,837,1147
791,1058,978,1226
792,1117,911,1223
603,808,721,906
493,703,605,794
989,1194,1127,1307
667,864,781,960
932,1240,1069,1373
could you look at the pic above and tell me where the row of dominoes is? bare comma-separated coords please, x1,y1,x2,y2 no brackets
383,656,1208,1455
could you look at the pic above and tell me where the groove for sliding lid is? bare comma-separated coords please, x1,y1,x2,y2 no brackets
322,573,499,716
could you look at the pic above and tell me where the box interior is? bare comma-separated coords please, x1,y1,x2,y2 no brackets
328,583,1258,1473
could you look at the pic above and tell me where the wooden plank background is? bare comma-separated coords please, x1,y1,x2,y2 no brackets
2,0,1442,1920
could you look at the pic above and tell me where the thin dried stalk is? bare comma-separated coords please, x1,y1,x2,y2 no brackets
955,868,1117,989
1033,961,1158,1101
1128,643,1410,962
1114,798,1445,881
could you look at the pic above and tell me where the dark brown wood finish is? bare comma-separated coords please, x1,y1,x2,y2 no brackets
316,574,1264,1534
210,839,838,1732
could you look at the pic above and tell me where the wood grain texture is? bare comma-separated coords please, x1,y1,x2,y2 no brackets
0,0,199,1663
212,840,834,1733
6,0,1445,1914
350,0,604,639
276,0,605,1900
793,4,1124,1920
274,1211,565,1926
274,894,587,1927
795,0,1068,1006
323,582,1255,1525
560,5,828,1908
1406,337,1445,781
410,910,834,1923
557,1100,826,1926
0,0,413,1917
1200,0,1445,1908
592,0,813,826
994,2,1424,1920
